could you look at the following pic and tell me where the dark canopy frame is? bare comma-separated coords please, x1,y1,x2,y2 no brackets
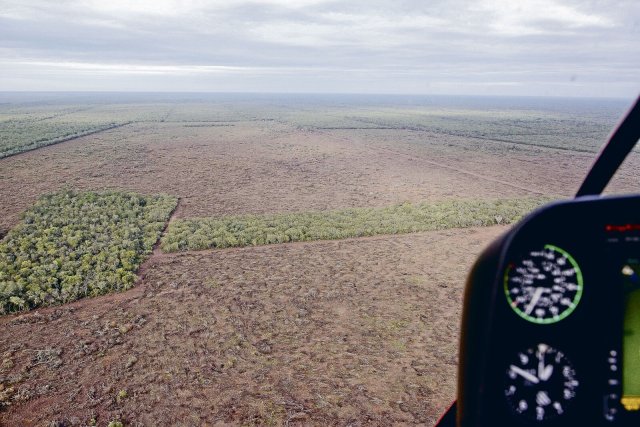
576,96,640,197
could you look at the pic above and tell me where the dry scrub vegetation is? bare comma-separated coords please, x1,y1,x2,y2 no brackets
0,95,634,426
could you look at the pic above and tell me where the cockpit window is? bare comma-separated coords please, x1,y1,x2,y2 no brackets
0,1,638,425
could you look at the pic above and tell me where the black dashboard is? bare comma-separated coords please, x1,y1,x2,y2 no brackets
457,194,640,426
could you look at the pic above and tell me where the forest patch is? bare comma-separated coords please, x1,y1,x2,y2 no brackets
0,190,177,313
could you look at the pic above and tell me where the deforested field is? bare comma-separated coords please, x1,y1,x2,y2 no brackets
0,93,636,426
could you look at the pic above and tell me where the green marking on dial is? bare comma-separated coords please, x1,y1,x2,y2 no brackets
504,244,583,324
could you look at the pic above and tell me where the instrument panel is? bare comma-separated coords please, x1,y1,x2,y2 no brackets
457,195,640,426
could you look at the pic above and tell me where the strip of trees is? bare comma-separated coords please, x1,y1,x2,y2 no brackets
162,197,549,252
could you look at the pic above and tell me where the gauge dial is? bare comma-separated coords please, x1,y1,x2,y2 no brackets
505,343,579,422
504,244,583,324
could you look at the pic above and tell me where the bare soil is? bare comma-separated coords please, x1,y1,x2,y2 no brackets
0,226,504,426
4,119,636,234
2,106,638,426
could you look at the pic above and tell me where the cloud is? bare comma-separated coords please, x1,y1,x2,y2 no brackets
477,0,615,36
0,0,638,97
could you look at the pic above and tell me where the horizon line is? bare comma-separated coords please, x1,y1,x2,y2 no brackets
0,90,634,101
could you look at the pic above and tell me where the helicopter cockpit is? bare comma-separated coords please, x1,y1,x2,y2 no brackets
438,96,640,426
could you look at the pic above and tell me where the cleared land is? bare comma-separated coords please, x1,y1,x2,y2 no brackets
0,94,636,426
0,226,503,425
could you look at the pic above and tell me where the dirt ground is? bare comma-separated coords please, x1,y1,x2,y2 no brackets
3,118,637,234
0,226,504,426
1,103,638,426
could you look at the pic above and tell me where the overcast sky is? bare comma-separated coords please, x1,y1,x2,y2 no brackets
1,0,638,97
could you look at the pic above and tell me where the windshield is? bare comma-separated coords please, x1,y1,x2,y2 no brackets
0,1,639,425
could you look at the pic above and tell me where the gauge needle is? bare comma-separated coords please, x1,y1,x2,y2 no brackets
539,363,554,381
524,287,545,315
538,352,554,381
510,365,540,384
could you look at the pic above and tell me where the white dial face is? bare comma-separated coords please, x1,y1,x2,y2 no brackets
505,343,579,422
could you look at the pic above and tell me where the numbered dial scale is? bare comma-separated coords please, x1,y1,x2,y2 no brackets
505,343,579,422
504,245,584,324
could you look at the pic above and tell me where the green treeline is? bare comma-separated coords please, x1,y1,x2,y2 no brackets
0,122,129,159
0,190,177,313
161,197,551,252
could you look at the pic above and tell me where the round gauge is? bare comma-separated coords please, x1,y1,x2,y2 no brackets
505,343,579,422
504,244,583,324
